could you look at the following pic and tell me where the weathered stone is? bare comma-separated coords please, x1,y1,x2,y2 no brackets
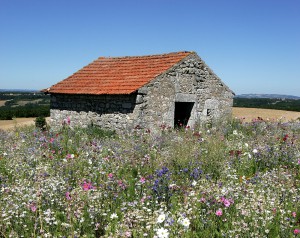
138,87,148,95
175,93,196,102
136,95,144,104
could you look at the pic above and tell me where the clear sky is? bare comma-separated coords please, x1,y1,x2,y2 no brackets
1,0,299,96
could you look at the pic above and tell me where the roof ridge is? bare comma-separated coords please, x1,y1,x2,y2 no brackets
96,51,193,60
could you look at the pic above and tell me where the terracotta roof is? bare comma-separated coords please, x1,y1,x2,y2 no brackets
47,51,193,95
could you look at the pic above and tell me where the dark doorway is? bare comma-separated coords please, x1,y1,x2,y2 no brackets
174,102,194,127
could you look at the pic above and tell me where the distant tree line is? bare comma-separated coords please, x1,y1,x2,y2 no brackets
0,105,50,120
0,92,50,120
0,92,47,100
233,98,300,112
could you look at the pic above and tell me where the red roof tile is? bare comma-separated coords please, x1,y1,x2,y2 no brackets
48,51,193,95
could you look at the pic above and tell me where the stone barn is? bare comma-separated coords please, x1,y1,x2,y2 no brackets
45,51,234,132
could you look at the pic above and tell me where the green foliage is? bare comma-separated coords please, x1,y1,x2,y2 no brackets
234,97,300,112
35,116,47,130
79,124,116,139
0,105,50,119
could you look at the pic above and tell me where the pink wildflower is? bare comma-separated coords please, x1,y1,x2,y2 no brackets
66,154,74,159
298,159,300,165
62,117,71,125
108,173,114,179
30,204,37,212
223,199,231,207
216,209,223,216
139,177,146,184
220,197,232,207
103,157,109,161
294,229,300,235
118,180,126,190
200,197,206,203
292,212,297,218
95,223,100,230
82,181,94,191
124,231,132,237
66,192,71,200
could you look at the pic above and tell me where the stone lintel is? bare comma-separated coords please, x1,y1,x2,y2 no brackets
175,93,196,102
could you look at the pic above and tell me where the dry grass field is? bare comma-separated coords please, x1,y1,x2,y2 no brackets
0,100,6,107
232,107,300,122
0,108,300,130
0,118,37,130
0,117,50,130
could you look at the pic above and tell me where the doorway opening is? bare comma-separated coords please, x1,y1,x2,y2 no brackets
174,102,194,127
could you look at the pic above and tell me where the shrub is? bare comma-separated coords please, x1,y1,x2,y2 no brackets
35,116,47,130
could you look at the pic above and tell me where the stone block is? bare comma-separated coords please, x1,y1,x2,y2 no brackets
138,87,148,95
175,93,196,102
136,95,144,104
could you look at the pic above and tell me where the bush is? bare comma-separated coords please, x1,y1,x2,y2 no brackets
35,116,47,130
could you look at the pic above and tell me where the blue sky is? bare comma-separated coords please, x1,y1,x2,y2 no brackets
1,0,299,96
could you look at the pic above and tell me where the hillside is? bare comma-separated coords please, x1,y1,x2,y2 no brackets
236,94,300,99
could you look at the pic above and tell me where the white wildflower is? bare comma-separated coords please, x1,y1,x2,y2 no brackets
110,213,118,219
179,217,190,228
156,227,169,238
157,213,166,223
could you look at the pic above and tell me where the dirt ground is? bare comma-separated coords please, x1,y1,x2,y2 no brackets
0,108,300,130
0,117,50,130
0,100,6,107
232,107,300,122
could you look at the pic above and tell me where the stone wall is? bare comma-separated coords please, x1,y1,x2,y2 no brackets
131,53,234,129
50,53,234,132
50,94,138,131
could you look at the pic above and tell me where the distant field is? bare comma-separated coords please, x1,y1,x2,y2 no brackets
0,100,6,106
13,99,43,106
232,107,300,122
0,99,44,107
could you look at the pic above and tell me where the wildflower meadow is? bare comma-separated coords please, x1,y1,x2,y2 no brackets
0,117,300,237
